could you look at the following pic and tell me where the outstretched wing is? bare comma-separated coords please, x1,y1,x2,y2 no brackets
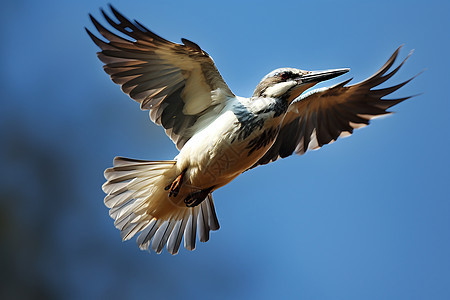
253,47,418,168
86,5,234,149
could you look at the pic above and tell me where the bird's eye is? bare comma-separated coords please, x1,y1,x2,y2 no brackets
280,72,291,80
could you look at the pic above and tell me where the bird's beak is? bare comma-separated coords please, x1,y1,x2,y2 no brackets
300,68,350,84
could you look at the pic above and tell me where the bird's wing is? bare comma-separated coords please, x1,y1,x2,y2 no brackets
86,6,234,149
252,47,418,168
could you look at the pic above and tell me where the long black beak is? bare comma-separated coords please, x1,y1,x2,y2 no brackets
301,68,350,84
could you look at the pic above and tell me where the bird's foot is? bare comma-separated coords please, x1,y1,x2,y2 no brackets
165,170,185,197
184,187,213,207
184,196,204,208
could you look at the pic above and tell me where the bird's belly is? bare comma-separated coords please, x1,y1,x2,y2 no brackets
175,112,278,190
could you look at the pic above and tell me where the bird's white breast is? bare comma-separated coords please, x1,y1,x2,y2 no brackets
175,98,278,190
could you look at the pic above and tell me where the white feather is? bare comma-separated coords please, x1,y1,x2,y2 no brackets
263,81,296,98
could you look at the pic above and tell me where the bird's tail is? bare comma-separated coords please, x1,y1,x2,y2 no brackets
102,157,220,255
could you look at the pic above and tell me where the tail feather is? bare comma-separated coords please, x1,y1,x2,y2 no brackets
102,181,129,195
102,156,220,255
198,202,210,242
112,202,145,228
184,208,198,251
205,194,220,230
167,217,188,255
127,175,163,191
136,218,160,250
121,219,149,241
104,190,135,209
151,221,173,254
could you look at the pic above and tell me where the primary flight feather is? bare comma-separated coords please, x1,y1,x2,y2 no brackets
87,5,417,254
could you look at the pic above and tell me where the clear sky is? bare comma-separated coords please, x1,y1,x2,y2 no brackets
1,1,449,299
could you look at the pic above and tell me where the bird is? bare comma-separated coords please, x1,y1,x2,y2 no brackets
86,5,418,255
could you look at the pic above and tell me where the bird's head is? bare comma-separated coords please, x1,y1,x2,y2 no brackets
252,67,350,103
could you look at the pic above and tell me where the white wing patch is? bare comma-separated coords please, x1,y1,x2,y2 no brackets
181,68,215,115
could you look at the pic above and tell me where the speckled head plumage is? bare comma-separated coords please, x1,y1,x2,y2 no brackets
253,67,350,101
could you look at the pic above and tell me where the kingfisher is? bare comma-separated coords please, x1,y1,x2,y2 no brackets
87,5,417,255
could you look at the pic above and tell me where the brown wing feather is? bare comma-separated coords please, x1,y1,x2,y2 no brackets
253,47,419,168
86,5,234,149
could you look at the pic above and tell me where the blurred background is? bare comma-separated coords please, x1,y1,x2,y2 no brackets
1,0,449,299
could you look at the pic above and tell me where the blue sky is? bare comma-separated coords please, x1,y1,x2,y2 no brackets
1,0,449,299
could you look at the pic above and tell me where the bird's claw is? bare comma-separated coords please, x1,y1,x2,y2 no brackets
184,196,203,207
165,171,185,197
183,187,213,207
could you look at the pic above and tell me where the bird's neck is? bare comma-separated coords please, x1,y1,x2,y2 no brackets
230,96,288,141
250,96,289,118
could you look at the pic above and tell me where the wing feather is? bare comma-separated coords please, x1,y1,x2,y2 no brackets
87,5,234,149
252,47,419,168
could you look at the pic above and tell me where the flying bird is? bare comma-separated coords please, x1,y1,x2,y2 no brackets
87,6,417,255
